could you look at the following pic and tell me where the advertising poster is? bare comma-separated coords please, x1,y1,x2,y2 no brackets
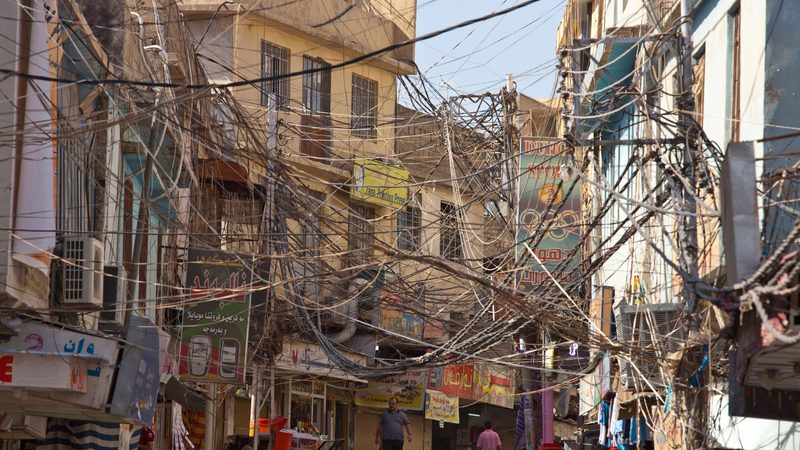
351,158,409,208
378,291,423,340
425,389,460,424
179,249,251,384
274,336,366,381
110,316,160,426
516,138,581,291
473,363,515,409
354,371,426,411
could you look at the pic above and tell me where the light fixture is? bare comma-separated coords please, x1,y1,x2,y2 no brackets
468,413,481,417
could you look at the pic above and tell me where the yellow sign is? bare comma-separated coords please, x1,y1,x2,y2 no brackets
351,158,409,208
424,390,460,424
353,371,425,411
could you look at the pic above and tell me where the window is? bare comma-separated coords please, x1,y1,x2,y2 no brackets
261,41,290,110
440,202,462,259
351,74,377,139
302,56,331,115
730,7,741,142
397,196,421,251
348,202,375,265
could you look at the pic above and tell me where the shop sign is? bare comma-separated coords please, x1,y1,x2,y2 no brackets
179,248,252,384
0,321,118,407
351,158,409,208
427,363,515,408
275,336,366,381
353,371,425,411
378,291,423,340
473,363,515,409
424,389,459,424
0,353,87,393
110,316,160,426
516,138,581,291
435,364,475,398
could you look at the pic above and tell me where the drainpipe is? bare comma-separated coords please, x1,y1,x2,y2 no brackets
326,277,368,343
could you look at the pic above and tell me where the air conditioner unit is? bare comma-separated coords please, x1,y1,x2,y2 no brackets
615,303,684,390
62,236,104,309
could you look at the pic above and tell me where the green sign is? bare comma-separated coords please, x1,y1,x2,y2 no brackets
179,249,251,384
516,138,581,291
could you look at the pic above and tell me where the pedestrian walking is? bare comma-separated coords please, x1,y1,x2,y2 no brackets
476,421,502,450
375,397,413,450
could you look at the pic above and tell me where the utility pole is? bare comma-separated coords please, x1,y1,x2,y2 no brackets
264,93,277,450
676,1,706,448
518,337,537,450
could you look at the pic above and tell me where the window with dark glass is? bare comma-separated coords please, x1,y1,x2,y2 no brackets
260,41,290,110
302,56,331,115
351,74,377,139
440,202,462,259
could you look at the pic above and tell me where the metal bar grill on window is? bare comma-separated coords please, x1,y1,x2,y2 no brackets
261,41,290,110
397,204,421,251
351,74,377,139
440,202,462,259
348,203,375,265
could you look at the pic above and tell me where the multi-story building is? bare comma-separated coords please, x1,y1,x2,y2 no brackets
556,0,800,448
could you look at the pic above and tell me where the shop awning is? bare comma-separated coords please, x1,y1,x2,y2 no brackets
161,376,206,412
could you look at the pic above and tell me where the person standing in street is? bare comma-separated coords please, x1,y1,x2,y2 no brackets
476,421,502,450
375,397,413,450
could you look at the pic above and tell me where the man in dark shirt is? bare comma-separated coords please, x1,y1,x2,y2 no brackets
375,397,412,450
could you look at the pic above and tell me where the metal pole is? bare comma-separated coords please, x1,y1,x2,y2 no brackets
205,385,216,450
252,367,260,450
519,337,536,450
677,1,706,448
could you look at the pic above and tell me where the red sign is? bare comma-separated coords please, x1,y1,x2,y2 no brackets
441,364,475,398
0,355,12,382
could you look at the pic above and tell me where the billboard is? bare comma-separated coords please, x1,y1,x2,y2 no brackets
351,158,409,208
354,371,426,411
110,316,160,426
516,138,581,291
425,390,460,424
427,363,515,409
179,249,252,384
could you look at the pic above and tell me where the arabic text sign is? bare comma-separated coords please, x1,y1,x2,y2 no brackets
274,337,366,382
516,138,581,291
425,390,460,424
353,371,426,411
0,321,118,408
0,353,87,392
179,248,251,384
351,158,409,208
427,363,515,408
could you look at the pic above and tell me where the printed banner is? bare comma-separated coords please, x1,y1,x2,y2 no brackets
274,336,366,381
351,158,409,208
473,363,515,409
425,390,460,424
516,138,581,291
179,248,252,383
427,363,515,409
110,315,160,426
354,371,426,411
378,291,423,340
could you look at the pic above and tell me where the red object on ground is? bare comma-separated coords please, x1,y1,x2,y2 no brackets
540,444,562,450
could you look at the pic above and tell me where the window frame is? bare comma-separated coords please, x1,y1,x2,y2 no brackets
260,41,290,110
351,73,378,139
348,202,376,265
397,198,421,252
302,56,331,116
439,201,462,259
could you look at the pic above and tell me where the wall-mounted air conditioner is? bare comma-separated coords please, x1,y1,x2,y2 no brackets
62,236,104,308
615,302,683,390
